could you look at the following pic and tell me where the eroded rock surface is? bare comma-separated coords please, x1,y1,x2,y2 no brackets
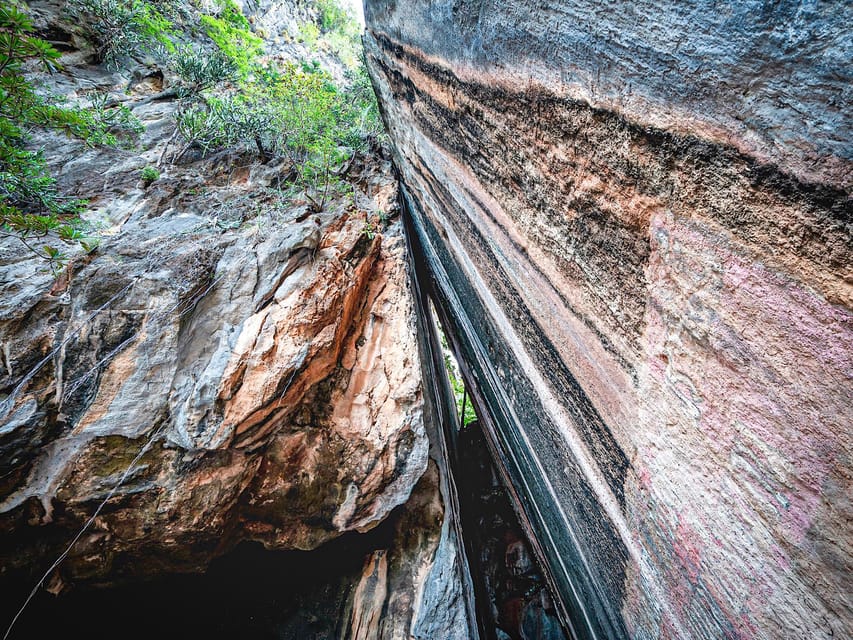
0,2,484,637
0,0,430,592
365,2,852,638
0,148,427,575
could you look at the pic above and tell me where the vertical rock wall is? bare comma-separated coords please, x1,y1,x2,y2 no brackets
365,2,852,638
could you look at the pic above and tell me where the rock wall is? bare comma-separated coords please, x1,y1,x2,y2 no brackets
0,130,426,575
365,2,852,638
0,5,475,637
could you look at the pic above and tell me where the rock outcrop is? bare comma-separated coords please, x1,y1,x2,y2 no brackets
0,118,426,576
365,1,852,638
0,0,488,632
0,10,474,640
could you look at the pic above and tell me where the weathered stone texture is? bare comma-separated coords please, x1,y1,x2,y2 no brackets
0,1,476,636
0,1,430,588
365,1,852,638
0,166,427,575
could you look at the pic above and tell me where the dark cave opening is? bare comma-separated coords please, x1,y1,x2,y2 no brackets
0,513,399,640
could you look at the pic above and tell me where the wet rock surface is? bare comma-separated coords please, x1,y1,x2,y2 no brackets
365,1,852,638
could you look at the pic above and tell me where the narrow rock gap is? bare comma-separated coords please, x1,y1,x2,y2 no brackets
424,260,570,640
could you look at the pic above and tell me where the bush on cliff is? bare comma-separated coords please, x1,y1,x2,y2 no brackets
171,0,384,211
172,44,236,96
66,0,177,65
199,0,264,78
0,2,139,268
1,0,386,272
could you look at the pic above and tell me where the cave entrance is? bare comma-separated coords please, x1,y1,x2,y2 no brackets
0,516,405,639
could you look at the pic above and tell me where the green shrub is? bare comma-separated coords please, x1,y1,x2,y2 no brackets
339,63,385,149
66,0,176,66
200,0,264,78
83,92,145,144
167,0,384,210
296,22,320,48
209,94,277,159
291,1,383,150
298,0,361,69
174,95,277,160
0,2,136,269
261,63,346,209
315,0,351,34
174,104,228,157
140,166,159,184
172,44,236,96
440,333,477,427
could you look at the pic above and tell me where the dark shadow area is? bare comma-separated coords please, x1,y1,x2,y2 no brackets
0,515,400,640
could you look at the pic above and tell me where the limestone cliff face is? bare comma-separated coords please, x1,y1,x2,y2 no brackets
365,2,852,639
0,126,427,576
0,5,459,631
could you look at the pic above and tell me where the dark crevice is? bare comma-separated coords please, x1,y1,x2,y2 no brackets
0,514,402,639
430,300,568,640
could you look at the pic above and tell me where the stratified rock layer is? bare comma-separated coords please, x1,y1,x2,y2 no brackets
365,2,852,638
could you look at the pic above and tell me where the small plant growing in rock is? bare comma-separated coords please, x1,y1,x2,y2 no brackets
361,211,386,240
172,44,236,97
361,220,376,240
140,166,159,186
